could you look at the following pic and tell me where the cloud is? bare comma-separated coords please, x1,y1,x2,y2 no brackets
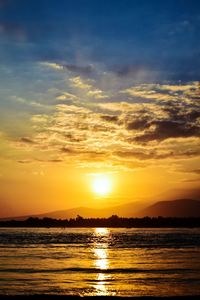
40,62,93,75
40,62,64,70
31,115,49,123
56,92,77,101
55,104,91,114
122,82,200,104
157,83,199,92
10,80,199,172
20,137,35,144
97,102,137,112
117,83,200,144
87,89,109,99
111,64,161,83
114,149,172,160
69,76,109,99
70,76,92,89
100,115,119,122
186,169,200,175
182,178,200,183
11,95,51,110
123,85,174,101
47,159,63,163
192,169,200,175
63,64,93,75
114,147,200,161
17,159,32,164
61,147,75,154
134,120,200,143
113,64,148,77
126,117,150,130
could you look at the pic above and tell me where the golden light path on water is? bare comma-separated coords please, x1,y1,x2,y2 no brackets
92,228,115,296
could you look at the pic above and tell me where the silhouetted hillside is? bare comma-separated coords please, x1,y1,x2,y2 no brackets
41,202,146,219
0,201,147,221
138,199,200,217
1,199,200,221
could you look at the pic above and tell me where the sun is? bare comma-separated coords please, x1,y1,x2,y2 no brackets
92,175,112,196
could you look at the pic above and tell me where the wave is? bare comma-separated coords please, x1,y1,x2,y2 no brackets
0,267,195,274
1,229,200,248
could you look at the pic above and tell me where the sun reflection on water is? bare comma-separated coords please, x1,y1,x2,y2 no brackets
92,228,115,296
95,227,109,235
95,273,109,295
94,248,108,270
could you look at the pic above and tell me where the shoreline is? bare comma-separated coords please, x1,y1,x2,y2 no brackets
0,226,200,228
1,216,200,229
1,296,200,299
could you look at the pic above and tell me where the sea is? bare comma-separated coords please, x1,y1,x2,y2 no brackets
0,227,200,296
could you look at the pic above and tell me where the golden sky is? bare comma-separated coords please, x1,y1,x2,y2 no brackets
0,68,200,217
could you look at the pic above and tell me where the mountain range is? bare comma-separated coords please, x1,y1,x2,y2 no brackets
1,199,200,221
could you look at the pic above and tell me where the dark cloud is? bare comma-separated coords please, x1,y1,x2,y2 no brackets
82,150,106,156
20,137,35,144
126,118,150,130
114,150,173,160
163,102,200,122
186,169,200,175
48,159,63,163
182,178,200,183
61,147,75,154
111,59,200,81
184,109,200,122
192,169,200,175
100,115,118,122
135,120,200,143
63,64,93,76
115,148,200,161
126,102,200,144
63,133,86,142
61,147,106,158
17,160,32,164
113,64,147,77
179,150,200,157
111,63,157,78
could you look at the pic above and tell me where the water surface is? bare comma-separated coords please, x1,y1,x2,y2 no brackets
0,227,200,296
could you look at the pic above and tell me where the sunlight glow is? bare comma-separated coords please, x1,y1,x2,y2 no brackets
95,228,109,235
92,175,112,196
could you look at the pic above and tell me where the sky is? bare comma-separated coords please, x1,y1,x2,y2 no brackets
0,0,200,217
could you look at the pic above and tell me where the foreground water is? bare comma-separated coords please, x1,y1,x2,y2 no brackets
0,227,200,296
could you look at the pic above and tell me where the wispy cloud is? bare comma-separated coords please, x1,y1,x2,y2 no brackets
20,137,35,144
40,62,64,71
56,92,78,101
70,76,93,89
40,62,93,75
87,89,109,99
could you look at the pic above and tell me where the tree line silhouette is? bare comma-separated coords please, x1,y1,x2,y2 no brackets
0,215,200,228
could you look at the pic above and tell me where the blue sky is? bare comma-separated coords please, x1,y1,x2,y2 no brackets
0,0,200,80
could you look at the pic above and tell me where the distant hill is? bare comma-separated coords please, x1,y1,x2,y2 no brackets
153,188,200,202
1,199,200,221
0,201,146,221
138,199,200,217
